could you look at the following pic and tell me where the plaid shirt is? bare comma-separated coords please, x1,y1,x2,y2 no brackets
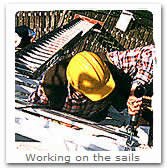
62,83,110,115
106,45,155,87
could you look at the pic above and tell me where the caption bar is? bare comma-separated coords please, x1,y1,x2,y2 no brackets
25,152,140,163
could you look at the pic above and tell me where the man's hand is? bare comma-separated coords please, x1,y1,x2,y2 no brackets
37,85,48,104
28,85,48,104
127,95,142,116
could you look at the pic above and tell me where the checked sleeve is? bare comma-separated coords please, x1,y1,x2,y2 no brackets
106,45,155,87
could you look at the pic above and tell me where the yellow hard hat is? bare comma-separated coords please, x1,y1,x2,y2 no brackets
66,51,115,101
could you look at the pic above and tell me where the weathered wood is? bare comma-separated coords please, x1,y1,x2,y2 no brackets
119,33,126,47
15,10,154,54
29,12,34,30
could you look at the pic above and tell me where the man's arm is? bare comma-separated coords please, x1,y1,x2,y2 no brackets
28,60,69,107
28,74,48,104
129,45,154,115
106,45,155,115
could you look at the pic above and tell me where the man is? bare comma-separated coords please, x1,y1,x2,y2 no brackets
15,25,36,48
29,45,154,122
